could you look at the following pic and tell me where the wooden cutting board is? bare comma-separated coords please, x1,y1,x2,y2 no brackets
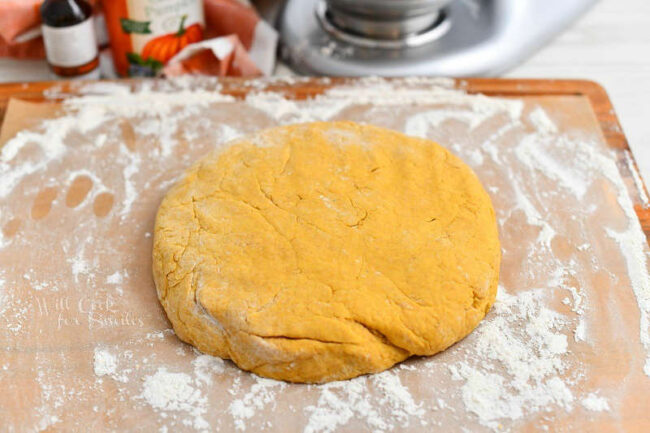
0,77,649,433
0,78,647,238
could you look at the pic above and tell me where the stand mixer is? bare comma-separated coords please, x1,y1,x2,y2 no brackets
279,0,598,76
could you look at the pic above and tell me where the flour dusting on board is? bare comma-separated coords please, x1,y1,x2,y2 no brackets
448,288,574,429
140,368,209,431
229,377,285,431
581,393,610,412
93,348,118,377
302,370,427,433
0,77,648,432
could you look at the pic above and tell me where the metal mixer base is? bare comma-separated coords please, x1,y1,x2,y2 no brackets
280,0,597,76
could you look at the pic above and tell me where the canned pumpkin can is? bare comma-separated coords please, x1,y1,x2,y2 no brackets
103,0,205,77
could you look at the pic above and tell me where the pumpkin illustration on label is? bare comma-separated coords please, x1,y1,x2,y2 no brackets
102,0,205,77
141,16,202,64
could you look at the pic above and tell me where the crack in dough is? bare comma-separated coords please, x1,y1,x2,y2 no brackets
152,121,500,383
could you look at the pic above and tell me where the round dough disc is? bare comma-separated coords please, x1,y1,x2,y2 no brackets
152,121,500,383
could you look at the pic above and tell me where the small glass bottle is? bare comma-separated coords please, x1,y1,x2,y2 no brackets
40,0,100,79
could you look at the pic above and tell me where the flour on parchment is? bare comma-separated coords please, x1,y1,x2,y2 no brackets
140,368,210,431
448,288,573,429
304,371,426,433
93,348,118,377
581,393,610,412
93,347,130,383
1,77,648,432
229,377,285,431
0,275,7,316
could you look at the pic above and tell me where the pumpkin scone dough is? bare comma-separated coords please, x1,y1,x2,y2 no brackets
152,121,500,383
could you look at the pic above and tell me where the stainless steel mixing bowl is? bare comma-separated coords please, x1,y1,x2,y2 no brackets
325,0,456,38
316,0,452,49
327,0,455,19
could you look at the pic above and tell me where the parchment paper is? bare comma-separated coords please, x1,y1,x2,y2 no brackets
0,82,649,433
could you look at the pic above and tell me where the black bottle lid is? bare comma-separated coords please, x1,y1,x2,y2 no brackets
40,0,93,28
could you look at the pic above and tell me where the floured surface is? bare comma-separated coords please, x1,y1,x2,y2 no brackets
0,77,648,432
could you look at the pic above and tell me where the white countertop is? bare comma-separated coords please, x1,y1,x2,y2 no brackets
505,0,650,185
0,0,648,183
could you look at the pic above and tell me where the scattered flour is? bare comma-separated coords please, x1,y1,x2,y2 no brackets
515,134,590,198
0,116,75,199
33,414,61,432
513,125,650,376
303,370,426,433
510,179,557,249
581,393,610,412
448,288,574,429
323,77,523,121
140,368,209,431
2,290,28,333
93,348,118,377
229,377,285,431
529,106,559,135
404,109,495,136
624,150,650,208
93,347,129,383
1,76,648,432
63,87,236,119
371,371,426,426
606,227,650,375
304,379,386,433
0,276,6,316
574,320,587,342
92,350,225,431
121,153,142,219
106,271,125,285
192,353,225,385
67,243,93,284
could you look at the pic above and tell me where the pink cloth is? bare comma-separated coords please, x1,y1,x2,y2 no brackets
0,0,43,58
0,1,40,42
203,0,258,48
163,34,262,77
168,0,277,76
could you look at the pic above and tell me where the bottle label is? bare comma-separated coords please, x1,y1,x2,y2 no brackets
124,0,203,53
42,18,99,68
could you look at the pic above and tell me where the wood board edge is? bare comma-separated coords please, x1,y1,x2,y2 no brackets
0,77,647,241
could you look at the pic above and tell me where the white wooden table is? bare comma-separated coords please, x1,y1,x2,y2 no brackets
0,0,648,181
